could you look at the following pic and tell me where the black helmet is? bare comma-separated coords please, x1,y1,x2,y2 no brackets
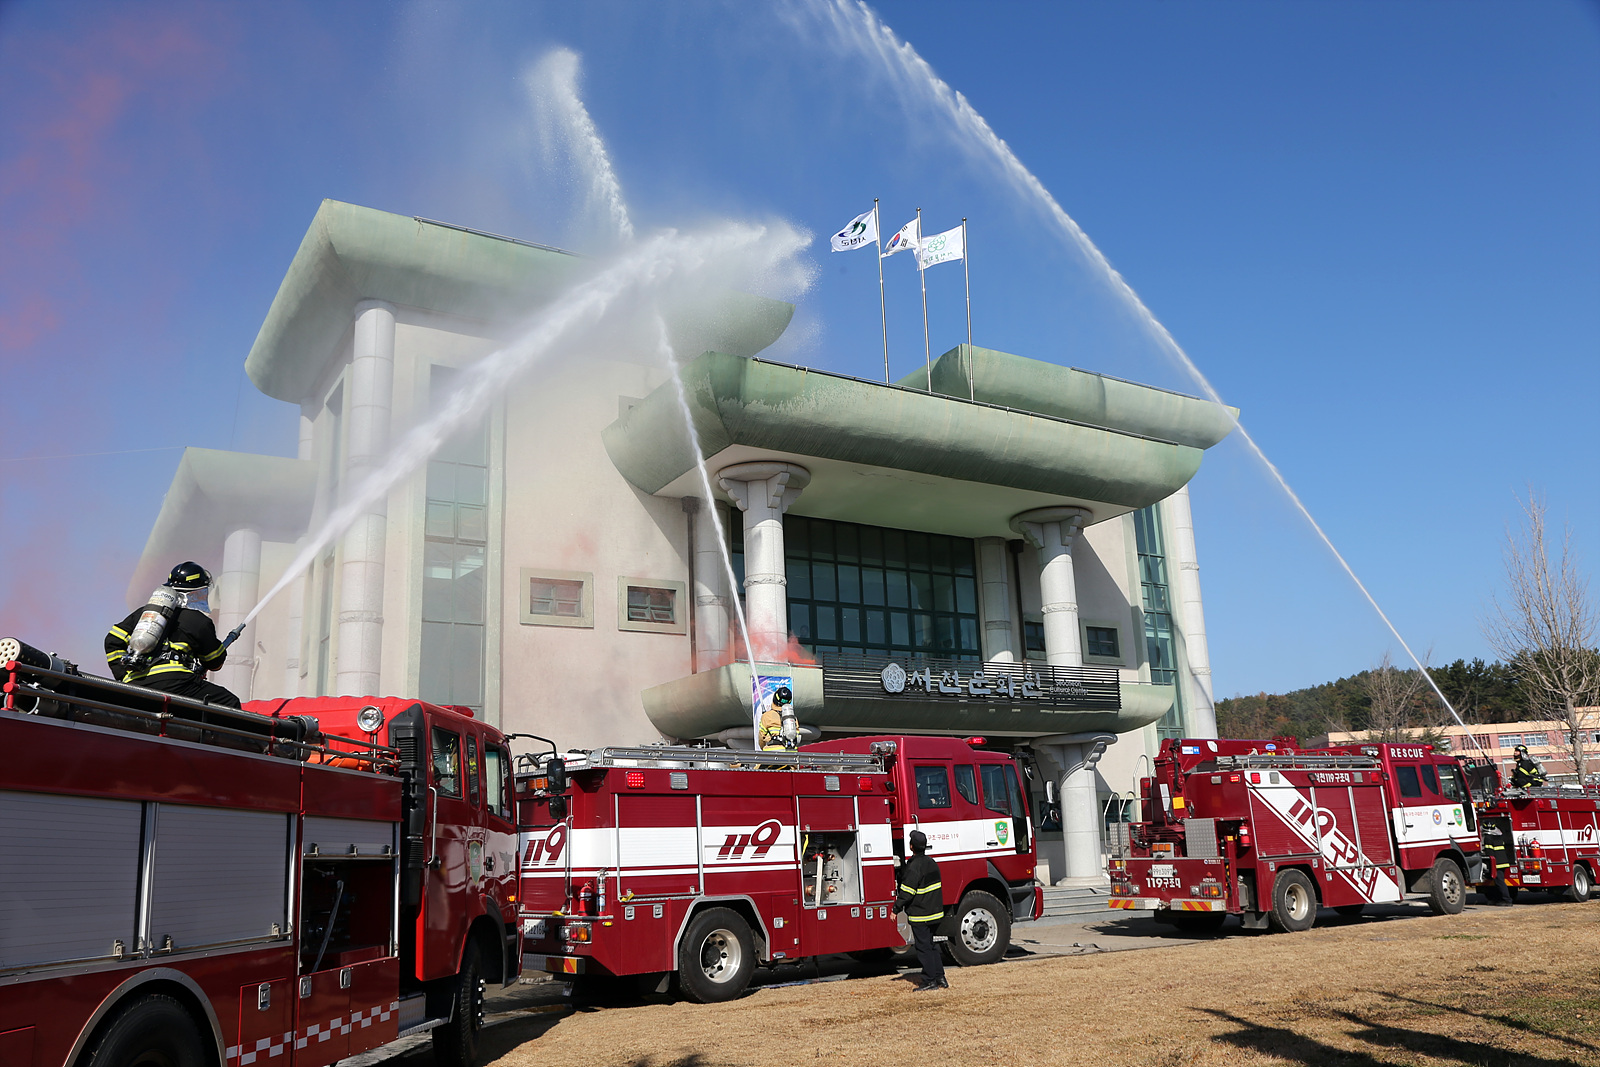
773,685,793,706
1514,744,1529,755
909,829,928,852
166,562,213,590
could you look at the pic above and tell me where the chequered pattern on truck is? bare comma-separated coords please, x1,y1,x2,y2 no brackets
291,1000,400,1049
225,1033,292,1065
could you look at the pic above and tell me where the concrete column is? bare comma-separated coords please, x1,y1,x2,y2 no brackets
976,536,1017,663
298,410,315,461
717,461,810,661
692,499,731,672
214,526,261,701
1033,731,1116,883
1166,486,1217,737
336,300,395,696
1010,506,1093,668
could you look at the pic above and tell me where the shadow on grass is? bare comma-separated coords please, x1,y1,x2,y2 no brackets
1200,1007,1595,1067
1378,992,1600,1055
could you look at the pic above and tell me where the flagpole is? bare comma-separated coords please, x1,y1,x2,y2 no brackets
876,199,889,384
962,217,973,401
917,207,931,391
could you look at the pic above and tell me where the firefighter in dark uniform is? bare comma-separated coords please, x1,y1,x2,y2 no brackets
895,829,947,991
105,562,239,709
1510,744,1547,788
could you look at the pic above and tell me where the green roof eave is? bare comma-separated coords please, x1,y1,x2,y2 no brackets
245,200,795,403
899,345,1237,450
603,352,1210,511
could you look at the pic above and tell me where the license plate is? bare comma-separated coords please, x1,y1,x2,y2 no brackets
524,919,547,939
1150,864,1176,879
1522,875,1542,884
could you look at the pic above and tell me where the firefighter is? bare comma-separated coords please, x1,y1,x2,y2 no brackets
106,562,240,709
760,685,797,753
1510,744,1547,788
895,829,947,991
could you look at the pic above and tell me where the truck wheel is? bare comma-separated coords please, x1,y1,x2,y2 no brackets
946,890,1011,966
1567,864,1592,903
433,939,484,1067
1426,857,1466,915
85,994,206,1067
677,908,755,1003
1268,870,1316,933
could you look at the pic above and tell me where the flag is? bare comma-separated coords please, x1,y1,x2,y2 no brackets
916,225,965,270
830,209,878,252
881,216,920,258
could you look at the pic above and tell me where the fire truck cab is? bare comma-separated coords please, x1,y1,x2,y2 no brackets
0,639,517,1067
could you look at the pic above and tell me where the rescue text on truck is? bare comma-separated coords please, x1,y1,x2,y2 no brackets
0,636,518,1067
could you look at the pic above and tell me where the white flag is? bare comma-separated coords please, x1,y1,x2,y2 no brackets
881,216,920,258
830,209,878,252
916,225,964,270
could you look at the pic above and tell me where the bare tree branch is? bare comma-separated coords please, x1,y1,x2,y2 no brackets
1484,492,1599,781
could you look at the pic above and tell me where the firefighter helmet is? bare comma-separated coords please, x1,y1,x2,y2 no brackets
909,829,929,852
1514,744,1530,755
166,561,213,590
773,685,793,707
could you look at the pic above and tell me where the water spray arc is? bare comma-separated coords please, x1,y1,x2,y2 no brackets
527,47,634,244
817,0,1473,743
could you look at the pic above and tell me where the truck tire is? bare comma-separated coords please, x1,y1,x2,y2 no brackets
1567,863,1592,903
677,908,755,1003
1426,857,1466,915
84,993,207,1067
1268,870,1316,933
433,939,484,1067
946,890,1010,966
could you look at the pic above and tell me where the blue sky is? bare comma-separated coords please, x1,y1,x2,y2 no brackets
2,0,1596,697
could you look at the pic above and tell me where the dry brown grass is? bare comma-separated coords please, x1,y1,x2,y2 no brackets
486,905,1600,1067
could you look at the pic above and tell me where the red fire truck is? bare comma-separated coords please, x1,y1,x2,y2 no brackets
0,638,519,1067
1108,737,1486,933
516,735,1040,1001
1463,759,1600,903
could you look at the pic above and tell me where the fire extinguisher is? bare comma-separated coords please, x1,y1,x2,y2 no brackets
1530,839,1545,860
577,882,595,916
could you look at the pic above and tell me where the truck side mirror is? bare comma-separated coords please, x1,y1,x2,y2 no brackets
548,795,569,821
546,757,567,794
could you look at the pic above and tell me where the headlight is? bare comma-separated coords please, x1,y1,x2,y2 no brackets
356,705,385,733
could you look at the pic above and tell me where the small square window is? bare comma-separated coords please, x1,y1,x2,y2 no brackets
617,576,687,635
531,579,584,618
519,568,593,628
1086,626,1119,659
627,586,676,624
1023,619,1046,654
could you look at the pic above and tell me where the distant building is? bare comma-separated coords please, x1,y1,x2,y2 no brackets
127,200,1236,883
1327,716,1600,783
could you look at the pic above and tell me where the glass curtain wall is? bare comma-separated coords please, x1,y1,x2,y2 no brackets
731,516,981,661
420,366,488,714
1133,504,1185,740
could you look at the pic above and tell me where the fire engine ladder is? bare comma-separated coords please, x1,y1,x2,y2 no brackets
1504,785,1600,801
568,746,884,773
1214,753,1381,771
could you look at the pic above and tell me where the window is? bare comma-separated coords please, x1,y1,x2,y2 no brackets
521,569,593,628
466,733,480,807
1420,764,1440,795
1438,765,1466,803
1085,625,1120,660
1134,505,1185,741
483,745,511,821
914,765,952,809
1023,618,1046,658
1396,764,1422,799
421,366,490,716
953,765,977,805
532,579,584,617
432,728,462,797
980,763,1013,816
737,516,981,661
617,577,687,635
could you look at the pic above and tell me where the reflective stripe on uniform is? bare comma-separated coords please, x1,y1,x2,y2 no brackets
898,881,942,895
106,651,124,661
108,625,130,640
908,910,945,922
201,645,226,663
123,661,196,681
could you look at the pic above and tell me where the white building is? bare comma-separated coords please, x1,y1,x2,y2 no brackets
128,201,1236,883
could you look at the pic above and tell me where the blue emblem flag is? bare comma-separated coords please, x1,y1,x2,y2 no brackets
830,208,878,252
